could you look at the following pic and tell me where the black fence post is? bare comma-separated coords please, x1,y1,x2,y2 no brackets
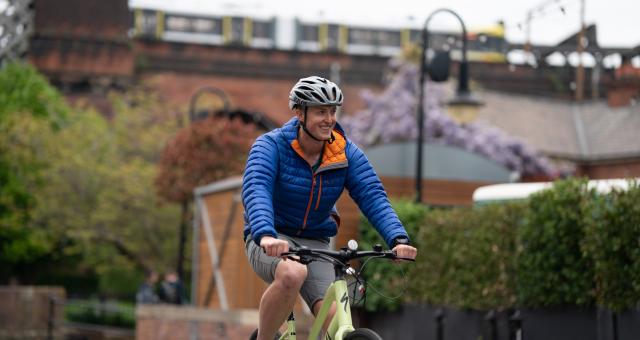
47,295,56,340
434,308,444,340
484,310,498,340
508,310,523,340
612,311,618,340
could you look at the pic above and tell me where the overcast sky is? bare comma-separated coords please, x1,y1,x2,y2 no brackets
131,0,639,48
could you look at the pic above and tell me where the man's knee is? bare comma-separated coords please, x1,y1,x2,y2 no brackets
274,261,307,290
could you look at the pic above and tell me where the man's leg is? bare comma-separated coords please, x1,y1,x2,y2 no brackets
257,260,307,340
312,299,337,335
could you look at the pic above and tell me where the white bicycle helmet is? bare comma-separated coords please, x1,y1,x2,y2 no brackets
288,76,343,109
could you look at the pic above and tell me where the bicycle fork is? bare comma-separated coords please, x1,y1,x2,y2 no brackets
308,280,355,340
282,312,296,340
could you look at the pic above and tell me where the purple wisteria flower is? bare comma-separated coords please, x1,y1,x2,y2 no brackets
341,61,558,178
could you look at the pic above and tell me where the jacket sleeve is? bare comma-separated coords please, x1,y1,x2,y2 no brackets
344,142,409,248
242,135,278,245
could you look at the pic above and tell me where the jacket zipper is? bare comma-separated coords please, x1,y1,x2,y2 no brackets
315,175,322,210
298,167,316,235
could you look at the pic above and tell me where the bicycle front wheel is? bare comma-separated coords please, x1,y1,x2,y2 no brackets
344,328,383,340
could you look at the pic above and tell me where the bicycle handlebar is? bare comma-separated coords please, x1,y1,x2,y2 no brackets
281,246,415,266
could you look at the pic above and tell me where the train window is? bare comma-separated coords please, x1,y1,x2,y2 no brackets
165,14,219,34
193,18,215,33
299,24,319,42
211,18,223,35
349,28,400,47
349,28,375,44
253,20,273,39
378,30,401,47
326,24,341,50
166,16,190,32
229,17,244,43
138,10,157,36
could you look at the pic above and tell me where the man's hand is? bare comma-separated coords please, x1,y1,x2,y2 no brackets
392,244,417,261
260,236,290,257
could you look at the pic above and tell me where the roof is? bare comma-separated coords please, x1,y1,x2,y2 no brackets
474,90,640,162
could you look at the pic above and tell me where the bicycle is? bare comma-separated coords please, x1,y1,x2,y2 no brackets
249,240,414,340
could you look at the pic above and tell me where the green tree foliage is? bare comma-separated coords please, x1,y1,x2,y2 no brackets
0,62,68,277
0,62,184,297
27,91,183,294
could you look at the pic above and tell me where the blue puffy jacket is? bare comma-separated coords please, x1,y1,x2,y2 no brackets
242,117,409,248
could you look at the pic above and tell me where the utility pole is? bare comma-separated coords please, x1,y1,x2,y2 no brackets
524,10,533,53
575,0,585,102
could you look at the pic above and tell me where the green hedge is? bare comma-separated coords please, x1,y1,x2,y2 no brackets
516,179,596,307
65,299,135,328
358,200,427,311
583,180,640,310
410,203,523,310
359,178,640,311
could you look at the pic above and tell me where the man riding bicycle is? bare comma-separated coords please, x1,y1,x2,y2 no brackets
242,76,418,340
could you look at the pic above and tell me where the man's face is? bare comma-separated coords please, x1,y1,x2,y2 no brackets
298,105,338,140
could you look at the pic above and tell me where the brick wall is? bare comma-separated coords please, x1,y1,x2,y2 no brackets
136,305,316,340
0,286,66,339
136,305,258,340
578,159,640,179
137,65,384,127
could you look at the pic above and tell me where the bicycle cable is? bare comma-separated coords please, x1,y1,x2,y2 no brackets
355,255,410,304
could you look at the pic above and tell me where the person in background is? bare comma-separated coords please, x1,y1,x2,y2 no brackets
136,270,159,304
158,271,187,304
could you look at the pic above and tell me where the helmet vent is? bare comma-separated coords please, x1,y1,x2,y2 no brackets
310,92,324,101
320,87,330,99
295,90,311,101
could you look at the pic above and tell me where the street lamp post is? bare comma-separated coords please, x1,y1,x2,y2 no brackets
188,86,231,123
415,8,481,203
177,86,230,287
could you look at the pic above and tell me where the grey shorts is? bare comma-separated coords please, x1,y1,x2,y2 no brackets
245,234,335,310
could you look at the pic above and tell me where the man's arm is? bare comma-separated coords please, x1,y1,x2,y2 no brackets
242,135,279,245
344,142,410,249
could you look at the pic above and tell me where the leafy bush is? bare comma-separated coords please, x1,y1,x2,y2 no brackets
358,200,427,311
409,203,522,310
516,178,596,307
358,178,640,311
65,299,135,328
359,200,521,311
583,180,640,311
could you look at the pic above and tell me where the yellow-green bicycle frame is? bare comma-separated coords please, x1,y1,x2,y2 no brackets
279,279,354,340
